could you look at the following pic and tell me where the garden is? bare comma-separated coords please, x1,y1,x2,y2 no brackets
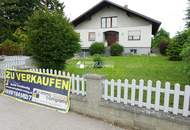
0,0,190,88
0,0,190,114
66,55,189,87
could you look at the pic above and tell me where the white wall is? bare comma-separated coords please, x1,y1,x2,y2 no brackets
76,25,152,48
75,5,153,52
75,5,151,30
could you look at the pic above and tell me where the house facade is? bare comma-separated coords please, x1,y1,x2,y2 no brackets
72,0,161,55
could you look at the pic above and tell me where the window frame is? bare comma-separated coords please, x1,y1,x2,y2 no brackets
101,16,118,28
128,30,141,41
88,32,96,41
130,49,137,54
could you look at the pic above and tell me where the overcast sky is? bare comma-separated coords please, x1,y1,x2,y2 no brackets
62,0,187,37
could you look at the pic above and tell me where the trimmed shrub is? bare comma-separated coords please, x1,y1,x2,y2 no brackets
89,42,105,55
110,44,124,56
27,9,80,69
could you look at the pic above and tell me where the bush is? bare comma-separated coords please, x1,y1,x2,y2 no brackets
27,9,80,69
0,39,22,55
89,42,105,55
167,29,190,60
93,54,103,68
13,28,30,55
167,41,182,61
181,45,190,78
152,28,170,49
159,42,168,55
110,44,124,56
0,28,28,55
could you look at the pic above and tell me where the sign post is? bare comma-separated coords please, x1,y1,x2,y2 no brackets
4,69,71,112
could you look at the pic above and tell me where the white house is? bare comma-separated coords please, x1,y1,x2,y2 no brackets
72,0,161,55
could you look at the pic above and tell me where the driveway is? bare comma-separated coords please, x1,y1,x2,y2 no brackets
0,95,124,130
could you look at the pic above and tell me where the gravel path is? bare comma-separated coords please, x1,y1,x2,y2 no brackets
0,95,124,130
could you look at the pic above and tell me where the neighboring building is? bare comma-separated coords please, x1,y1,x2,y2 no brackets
72,0,161,55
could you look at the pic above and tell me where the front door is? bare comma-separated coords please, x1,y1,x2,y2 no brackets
105,31,119,47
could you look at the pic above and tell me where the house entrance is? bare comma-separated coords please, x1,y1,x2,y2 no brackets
104,31,119,47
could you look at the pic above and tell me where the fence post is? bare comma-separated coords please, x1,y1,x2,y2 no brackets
183,85,190,117
84,74,105,108
0,78,4,93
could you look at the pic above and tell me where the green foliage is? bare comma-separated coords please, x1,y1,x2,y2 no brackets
181,45,190,77
93,54,103,68
167,29,190,61
89,42,105,55
185,0,190,28
181,45,190,61
159,42,168,55
0,28,28,55
152,28,170,47
167,41,183,61
13,28,30,55
110,44,124,56
174,30,190,46
0,0,38,43
0,39,22,55
152,28,170,55
39,0,65,13
27,9,80,69
0,0,64,43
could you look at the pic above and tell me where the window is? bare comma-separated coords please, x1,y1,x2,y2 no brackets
130,49,137,54
106,18,111,28
88,32,95,41
112,17,117,27
101,16,118,28
128,30,141,40
101,18,106,28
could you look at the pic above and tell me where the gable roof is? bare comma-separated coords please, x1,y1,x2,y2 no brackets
72,0,161,35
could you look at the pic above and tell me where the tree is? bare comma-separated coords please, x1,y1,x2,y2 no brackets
0,39,21,55
39,0,64,13
167,29,190,60
181,44,190,78
27,9,80,69
0,0,39,43
152,28,170,55
0,28,28,55
0,0,64,43
185,0,190,28
167,40,183,61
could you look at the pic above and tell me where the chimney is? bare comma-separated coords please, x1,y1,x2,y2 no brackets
124,5,128,9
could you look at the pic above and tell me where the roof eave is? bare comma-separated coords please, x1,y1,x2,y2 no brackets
71,0,161,35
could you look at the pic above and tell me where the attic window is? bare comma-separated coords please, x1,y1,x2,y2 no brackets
101,16,118,28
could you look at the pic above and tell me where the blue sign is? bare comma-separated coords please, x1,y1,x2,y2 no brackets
4,69,71,112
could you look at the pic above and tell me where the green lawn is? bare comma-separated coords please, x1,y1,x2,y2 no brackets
66,55,189,88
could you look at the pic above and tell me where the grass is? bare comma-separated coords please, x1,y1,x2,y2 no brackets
66,55,189,109
66,55,189,88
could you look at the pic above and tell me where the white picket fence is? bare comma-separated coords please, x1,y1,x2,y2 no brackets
29,68,86,96
1,59,189,117
1,56,29,61
0,56,30,78
103,79,190,117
